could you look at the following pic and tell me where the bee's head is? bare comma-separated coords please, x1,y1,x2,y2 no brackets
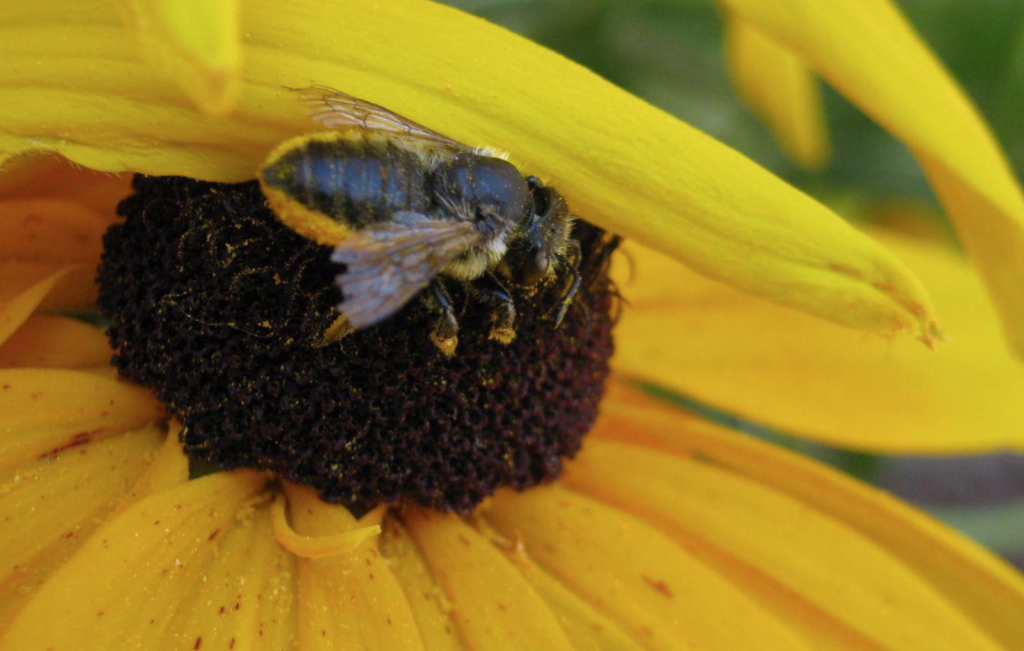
506,177,574,287
434,154,531,233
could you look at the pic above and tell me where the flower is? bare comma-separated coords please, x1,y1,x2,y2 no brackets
1,1,1023,650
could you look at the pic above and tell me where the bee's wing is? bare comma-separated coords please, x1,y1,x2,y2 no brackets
330,212,481,329
292,86,471,153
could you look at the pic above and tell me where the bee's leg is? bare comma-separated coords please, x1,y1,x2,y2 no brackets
552,238,583,328
468,272,517,345
428,279,460,357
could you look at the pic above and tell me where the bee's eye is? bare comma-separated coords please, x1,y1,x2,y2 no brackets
516,248,549,286
531,185,552,220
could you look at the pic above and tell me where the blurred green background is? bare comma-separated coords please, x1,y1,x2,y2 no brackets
440,0,1024,565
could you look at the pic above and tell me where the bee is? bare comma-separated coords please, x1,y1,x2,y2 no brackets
257,86,581,356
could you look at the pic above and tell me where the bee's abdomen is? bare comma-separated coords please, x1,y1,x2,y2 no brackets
259,133,431,244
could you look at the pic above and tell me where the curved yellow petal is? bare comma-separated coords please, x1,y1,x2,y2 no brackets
724,15,830,170
0,0,938,342
485,485,811,650
117,0,241,115
0,315,111,368
719,0,1024,358
0,368,164,471
403,509,576,651
0,470,267,650
613,230,1024,452
283,483,425,650
0,427,162,632
270,492,380,558
565,439,1006,651
595,386,1024,650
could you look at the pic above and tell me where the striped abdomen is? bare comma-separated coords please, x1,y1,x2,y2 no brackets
259,132,433,246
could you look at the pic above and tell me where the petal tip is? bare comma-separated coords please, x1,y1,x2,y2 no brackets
921,320,948,349
119,0,242,115
185,67,242,116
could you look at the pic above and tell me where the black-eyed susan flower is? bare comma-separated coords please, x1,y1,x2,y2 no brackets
1,0,1023,650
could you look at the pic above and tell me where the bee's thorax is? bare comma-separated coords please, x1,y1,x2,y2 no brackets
441,238,510,281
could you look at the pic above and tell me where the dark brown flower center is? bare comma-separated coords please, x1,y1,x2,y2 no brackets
98,175,616,514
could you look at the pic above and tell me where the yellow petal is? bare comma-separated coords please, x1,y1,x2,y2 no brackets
719,0,1024,358
565,439,1005,651
107,423,190,518
612,231,1024,452
0,266,70,347
724,15,830,170
168,504,299,651
0,198,107,266
0,471,268,650
0,154,131,217
0,0,939,342
0,315,111,368
0,426,163,631
117,0,242,115
379,516,465,651
0,261,96,313
98,432,290,650
494,541,644,651
283,483,425,650
0,200,107,320
595,387,1024,650
485,486,810,650
0,368,164,471
403,509,575,651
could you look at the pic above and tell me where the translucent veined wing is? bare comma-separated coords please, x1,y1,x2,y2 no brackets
292,86,471,153
330,212,481,328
